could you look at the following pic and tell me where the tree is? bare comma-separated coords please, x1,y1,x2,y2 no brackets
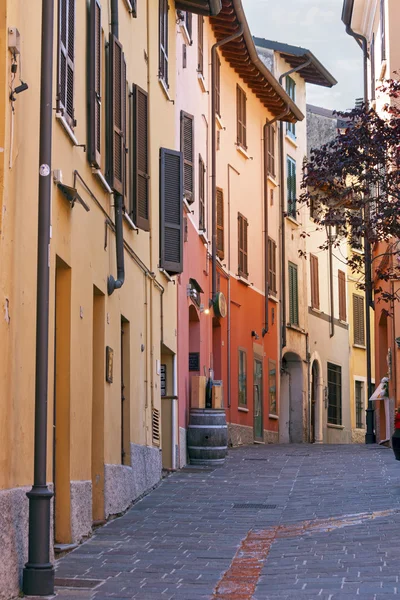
300,77,400,303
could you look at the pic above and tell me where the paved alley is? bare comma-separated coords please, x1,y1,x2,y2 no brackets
55,444,400,600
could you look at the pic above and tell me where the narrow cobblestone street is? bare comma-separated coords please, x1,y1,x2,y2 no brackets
55,444,400,600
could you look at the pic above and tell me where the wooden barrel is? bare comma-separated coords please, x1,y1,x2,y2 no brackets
187,409,228,466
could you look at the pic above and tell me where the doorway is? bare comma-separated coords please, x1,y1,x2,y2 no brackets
253,358,263,442
311,361,319,443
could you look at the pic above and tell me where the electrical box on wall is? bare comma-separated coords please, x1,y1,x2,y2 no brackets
8,28,21,55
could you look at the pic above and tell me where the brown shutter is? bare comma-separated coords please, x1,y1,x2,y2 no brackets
268,238,277,295
58,0,75,128
132,84,149,231
197,16,203,74
181,111,194,204
338,270,346,321
108,35,125,195
236,85,247,148
160,148,183,275
199,155,205,231
88,0,101,168
353,294,365,345
310,255,319,310
216,187,224,259
238,214,248,278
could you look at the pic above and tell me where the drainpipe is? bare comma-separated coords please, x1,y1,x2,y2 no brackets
328,227,335,338
211,26,244,301
108,0,125,295
22,0,55,595
343,3,375,443
279,59,312,350
227,164,240,411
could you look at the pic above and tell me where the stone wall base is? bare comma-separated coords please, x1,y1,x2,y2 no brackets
351,429,366,444
264,430,279,444
104,443,162,517
70,480,92,543
228,423,253,447
179,427,187,468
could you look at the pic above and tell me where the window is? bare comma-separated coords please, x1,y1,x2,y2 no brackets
327,363,342,425
236,85,247,149
57,0,75,128
338,270,346,322
199,155,205,231
355,380,364,429
380,0,386,62
107,35,126,195
197,16,203,74
121,318,131,465
131,84,149,230
238,213,248,278
180,111,194,203
159,0,169,87
268,238,277,296
238,349,247,406
310,254,320,310
184,11,192,40
267,125,275,177
353,294,365,346
88,0,101,168
269,360,277,416
288,262,299,326
287,156,296,219
215,53,221,117
160,148,183,275
216,187,224,259
286,76,296,138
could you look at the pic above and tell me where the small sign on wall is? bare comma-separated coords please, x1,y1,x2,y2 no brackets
106,346,114,383
161,364,167,397
189,352,200,372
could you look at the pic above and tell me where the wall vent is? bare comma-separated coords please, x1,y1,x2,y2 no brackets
152,408,161,446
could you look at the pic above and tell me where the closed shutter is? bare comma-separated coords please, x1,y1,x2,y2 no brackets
216,188,224,259
289,262,299,326
181,111,194,203
160,148,183,275
197,16,203,74
238,214,248,278
338,270,346,321
353,294,365,345
268,238,277,295
57,0,75,128
287,157,296,218
88,0,101,168
199,155,205,231
310,254,319,309
132,84,149,231
380,0,386,61
107,35,125,195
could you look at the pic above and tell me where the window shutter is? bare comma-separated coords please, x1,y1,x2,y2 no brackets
199,155,205,231
181,111,194,204
159,0,168,86
216,188,224,259
160,148,183,275
58,0,75,128
353,295,365,346
267,126,275,177
289,263,298,325
380,0,386,61
268,238,277,295
338,270,346,321
197,16,203,74
238,214,248,277
310,254,319,310
236,86,247,148
132,84,149,231
88,0,101,168
107,35,125,195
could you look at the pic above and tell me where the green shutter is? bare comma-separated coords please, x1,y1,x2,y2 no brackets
289,262,298,326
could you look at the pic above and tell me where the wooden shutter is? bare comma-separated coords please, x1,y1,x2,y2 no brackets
58,0,75,128
353,294,365,345
88,0,101,168
216,188,224,259
199,155,205,231
236,85,247,148
197,16,204,74
181,111,194,203
370,33,376,101
215,53,221,117
289,262,298,326
310,254,320,310
238,214,248,278
338,270,346,321
268,238,277,295
160,148,183,275
107,35,125,195
132,84,149,231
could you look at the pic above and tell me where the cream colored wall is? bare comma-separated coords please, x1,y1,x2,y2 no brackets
0,0,178,490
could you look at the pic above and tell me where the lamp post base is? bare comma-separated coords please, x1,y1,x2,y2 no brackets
22,565,54,596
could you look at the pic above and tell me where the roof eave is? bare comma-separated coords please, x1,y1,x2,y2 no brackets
175,0,222,16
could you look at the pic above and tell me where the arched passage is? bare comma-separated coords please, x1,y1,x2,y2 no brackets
280,352,304,443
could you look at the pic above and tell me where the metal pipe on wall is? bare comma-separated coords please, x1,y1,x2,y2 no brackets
227,164,240,410
23,0,55,594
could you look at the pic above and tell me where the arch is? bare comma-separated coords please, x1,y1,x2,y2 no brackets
280,351,303,443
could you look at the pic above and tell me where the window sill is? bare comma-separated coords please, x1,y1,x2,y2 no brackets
267,174,278,186
183,197,194,213
216,114,224,130
351,247,364,255
179,22,192,47
236,144,251,160
158,77,173,102
269,414,279,420
199,230,208,244
197,72,207,93
56,112,79,146
287,323,303,333
123,211,138,231
92,168,112,194
353,343,366,350
268,294,279,304
327,423,344,430
285,134,298,148
237,274,250,286
310,306,321,314
285,215,300,226
159,268,175,282
238,406,249,413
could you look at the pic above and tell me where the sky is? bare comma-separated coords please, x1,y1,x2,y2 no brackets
242,0,363,111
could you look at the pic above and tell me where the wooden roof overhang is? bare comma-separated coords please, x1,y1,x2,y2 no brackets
209,0,304,123
175,0,222,16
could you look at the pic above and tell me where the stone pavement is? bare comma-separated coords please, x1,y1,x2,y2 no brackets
54,444,400,600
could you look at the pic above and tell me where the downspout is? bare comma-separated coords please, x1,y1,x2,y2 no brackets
108,0,125,295
279,59,312,350
23,0,55,594
227,164,240,411
211,26,244,301
328,227,335,338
